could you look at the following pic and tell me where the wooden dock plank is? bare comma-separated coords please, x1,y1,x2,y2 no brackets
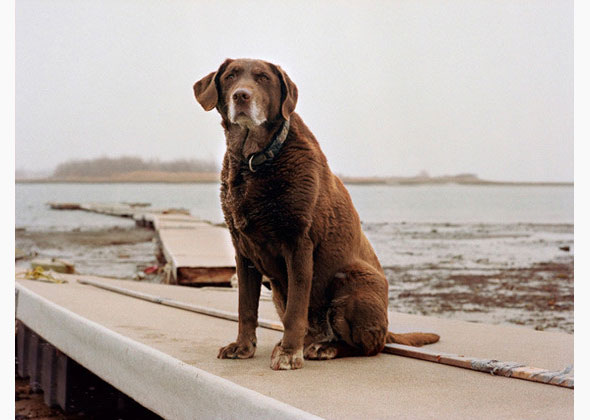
158,226,235,268
156,223,235,285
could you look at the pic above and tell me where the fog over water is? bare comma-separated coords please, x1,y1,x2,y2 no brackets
16,0,572,182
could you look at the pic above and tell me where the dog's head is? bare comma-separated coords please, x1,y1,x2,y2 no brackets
193,59,298,128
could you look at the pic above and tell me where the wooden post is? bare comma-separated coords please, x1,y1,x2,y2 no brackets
16,320,29,378
40,342,59,407
27,331,42,392
55,350,70,411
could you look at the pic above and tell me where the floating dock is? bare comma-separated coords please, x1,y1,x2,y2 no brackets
16,274,573,419
141,213,235,286
48,202,236,286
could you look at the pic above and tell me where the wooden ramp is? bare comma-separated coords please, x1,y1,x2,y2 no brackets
49,202,236,286
16,274,574,420
156,221,235,286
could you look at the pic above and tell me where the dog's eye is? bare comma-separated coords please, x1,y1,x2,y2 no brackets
256,74,269,83
225,74,235,81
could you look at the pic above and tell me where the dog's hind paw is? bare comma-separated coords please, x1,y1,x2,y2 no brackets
304,342,338,360
217,341,256,359
270,344,304,370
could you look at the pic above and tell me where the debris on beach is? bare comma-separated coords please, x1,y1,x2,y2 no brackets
143,265,159,274
31,258,75,274
18,267,67,284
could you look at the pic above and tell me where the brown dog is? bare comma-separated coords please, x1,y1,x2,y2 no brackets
194,58,439,370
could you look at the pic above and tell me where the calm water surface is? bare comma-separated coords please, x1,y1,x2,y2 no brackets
15,183,573,230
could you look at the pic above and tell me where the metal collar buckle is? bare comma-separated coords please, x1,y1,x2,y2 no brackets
248,154,257,173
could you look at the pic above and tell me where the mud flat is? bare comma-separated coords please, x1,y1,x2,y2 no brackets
365,222,574,333
15,227,160,281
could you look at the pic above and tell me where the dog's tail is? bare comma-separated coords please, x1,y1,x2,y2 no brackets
386,331,440,347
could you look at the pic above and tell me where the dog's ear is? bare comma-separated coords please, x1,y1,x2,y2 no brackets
193,59,233,111
271,64,298,120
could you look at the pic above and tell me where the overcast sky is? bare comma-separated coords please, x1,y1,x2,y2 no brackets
16,0,573,182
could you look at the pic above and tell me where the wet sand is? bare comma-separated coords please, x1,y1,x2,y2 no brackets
385,260,573,333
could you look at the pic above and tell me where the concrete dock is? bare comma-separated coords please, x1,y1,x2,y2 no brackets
16,274,573,419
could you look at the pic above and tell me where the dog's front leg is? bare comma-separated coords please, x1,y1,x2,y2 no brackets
218,255,262,359
271,238,313,370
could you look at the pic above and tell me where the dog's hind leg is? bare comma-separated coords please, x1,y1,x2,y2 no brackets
304,262,390,360
304,261,439,360
333,263,439,348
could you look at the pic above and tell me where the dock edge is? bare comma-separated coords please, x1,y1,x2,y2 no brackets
15,283,322,420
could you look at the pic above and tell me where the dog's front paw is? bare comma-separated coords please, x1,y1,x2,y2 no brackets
270,344,304,370
217,341,256,359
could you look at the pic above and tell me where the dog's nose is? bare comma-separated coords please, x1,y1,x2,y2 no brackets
232,89,251,103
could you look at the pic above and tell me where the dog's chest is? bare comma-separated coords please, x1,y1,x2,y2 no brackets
225,175,289,237
222,168,309,259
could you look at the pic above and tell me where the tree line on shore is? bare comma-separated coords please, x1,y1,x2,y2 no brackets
52,156,218,178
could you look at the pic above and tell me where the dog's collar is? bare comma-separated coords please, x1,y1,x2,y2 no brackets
246,119,290,173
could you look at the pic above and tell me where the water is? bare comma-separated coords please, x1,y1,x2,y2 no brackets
346,184,573,224
15,183,573,230
15,183,224,230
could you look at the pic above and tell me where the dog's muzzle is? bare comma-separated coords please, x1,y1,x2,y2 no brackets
229,88,266,127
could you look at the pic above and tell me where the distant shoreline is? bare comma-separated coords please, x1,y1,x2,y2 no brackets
15,174,573,187
339,178,572,187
